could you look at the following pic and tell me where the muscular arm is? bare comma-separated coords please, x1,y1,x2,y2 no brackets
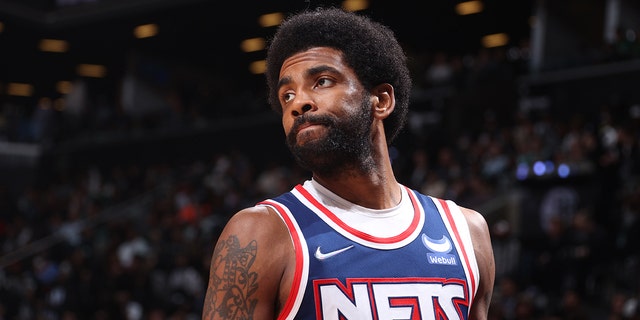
461,207,496,320
202,206,293,320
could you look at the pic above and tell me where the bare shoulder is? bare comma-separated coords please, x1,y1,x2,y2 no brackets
202,205,294,320
212,205,290,260
457,206,493,283
458,205,495,320
223,205,288,236
457,205,493,269
458,206,491,239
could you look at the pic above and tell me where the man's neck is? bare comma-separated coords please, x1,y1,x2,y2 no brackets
311,169,401,210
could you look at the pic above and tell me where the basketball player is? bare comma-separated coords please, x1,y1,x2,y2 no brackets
202,7,495,320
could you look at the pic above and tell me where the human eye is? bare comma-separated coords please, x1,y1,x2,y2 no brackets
281,92,295,103
316,77,335,88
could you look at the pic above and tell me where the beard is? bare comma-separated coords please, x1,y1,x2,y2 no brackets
286,96,374,176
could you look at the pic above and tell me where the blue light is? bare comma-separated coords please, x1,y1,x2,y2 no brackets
516,163,529,180
545,161,555,175
558,163,570,178
533,161,546,176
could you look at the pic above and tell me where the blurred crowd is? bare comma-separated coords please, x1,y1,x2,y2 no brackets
1,30,640,320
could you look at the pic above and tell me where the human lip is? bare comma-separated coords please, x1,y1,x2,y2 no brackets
296,122,313,133
294,121,321,135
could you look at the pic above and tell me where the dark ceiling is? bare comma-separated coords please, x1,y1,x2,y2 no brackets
0,0,535,107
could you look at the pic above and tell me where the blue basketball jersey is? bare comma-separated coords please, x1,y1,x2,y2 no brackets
259,182,479,320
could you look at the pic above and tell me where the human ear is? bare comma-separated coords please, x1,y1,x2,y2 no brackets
371,83,395,119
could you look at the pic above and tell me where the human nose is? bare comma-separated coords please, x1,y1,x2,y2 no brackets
290,92,315,117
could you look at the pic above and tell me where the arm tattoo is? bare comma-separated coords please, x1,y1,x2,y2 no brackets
203,235,258,319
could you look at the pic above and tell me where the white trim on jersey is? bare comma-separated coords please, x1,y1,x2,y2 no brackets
431,197,480,311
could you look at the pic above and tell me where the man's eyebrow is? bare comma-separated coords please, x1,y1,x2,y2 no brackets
277,76,291,90
277,65,340,90
307,65,339,77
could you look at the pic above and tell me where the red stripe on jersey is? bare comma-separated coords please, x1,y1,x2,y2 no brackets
259,200,304,320
295,184,421,244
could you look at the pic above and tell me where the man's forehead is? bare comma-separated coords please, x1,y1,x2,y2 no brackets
279,47,347,77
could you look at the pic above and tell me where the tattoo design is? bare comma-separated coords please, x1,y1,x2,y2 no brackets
203,235,258,319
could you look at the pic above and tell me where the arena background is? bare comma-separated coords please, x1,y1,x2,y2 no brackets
0,0,639,319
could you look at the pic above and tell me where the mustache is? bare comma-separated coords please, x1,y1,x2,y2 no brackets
291,114,335,134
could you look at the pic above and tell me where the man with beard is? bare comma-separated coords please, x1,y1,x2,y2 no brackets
202,7,495,320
